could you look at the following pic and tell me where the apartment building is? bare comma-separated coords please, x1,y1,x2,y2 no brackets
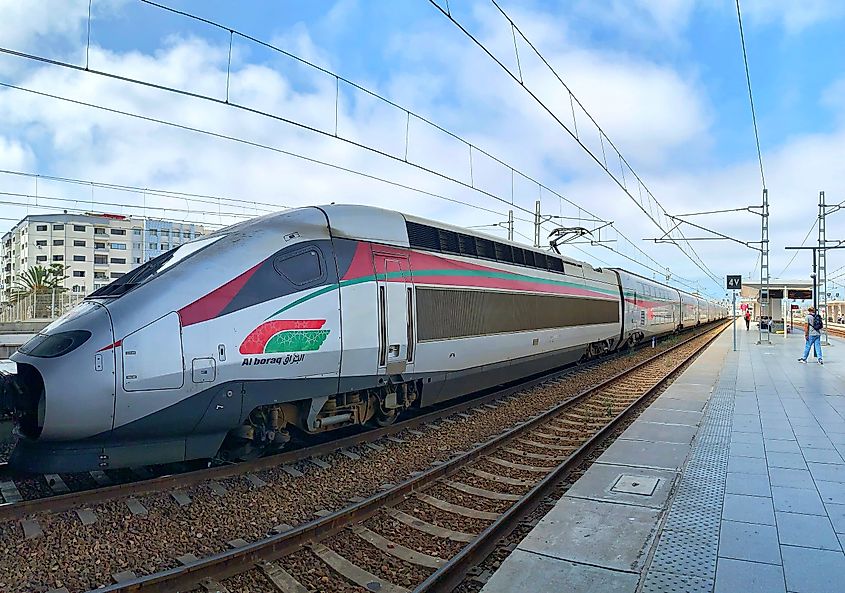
1,213,204,302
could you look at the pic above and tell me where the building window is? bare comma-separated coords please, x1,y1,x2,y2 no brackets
94,242,106,249
149,242,157,250
73,240,86,247
110,272,123,279
149,229,158,236
132,242,141,250
172,231,181,239
35,240,47,247
73,255,85,262
36,255,47,262
94,255,107,264
94,271,107,279
160,230,169,237
134,257,141,264
52,255,64,261
73,224,86,232
110,243,126,250
161,243,170,250
72,285,82,293
73,270,85,277
94,228,106,235
53,239,64,246
110,257,126,264
110,228,126,236
53,224,64,231
133,228,142,236
36,224,47,231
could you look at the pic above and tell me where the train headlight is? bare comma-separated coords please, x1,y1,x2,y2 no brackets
18,330,92,359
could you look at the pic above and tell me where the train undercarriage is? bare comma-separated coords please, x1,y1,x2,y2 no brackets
219,381,420,461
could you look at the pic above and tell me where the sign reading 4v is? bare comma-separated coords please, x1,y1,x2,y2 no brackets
726,275,742,290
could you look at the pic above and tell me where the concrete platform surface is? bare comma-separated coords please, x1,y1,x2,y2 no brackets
481,325,845,593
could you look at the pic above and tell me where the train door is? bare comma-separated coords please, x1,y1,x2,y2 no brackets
374,254,413,375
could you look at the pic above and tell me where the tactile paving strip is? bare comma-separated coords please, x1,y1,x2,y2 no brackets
640,570,714,593
640,362,737,593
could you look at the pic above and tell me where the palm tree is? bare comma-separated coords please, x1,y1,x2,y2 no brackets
10,264,67,300
9,264,68,317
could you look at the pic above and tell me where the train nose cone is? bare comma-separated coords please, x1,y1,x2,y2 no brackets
10,300,116,441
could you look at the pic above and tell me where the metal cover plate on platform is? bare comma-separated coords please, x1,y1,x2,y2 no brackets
518,496,661,572
479,549,638,593
566,463,677,509
612,474,660,496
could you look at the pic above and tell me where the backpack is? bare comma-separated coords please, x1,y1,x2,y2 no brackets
812,313,824,331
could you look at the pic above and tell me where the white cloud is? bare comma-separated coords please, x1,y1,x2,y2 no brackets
741,0,845,34
572,0,697,43
0,0,841,295
0,0,89,49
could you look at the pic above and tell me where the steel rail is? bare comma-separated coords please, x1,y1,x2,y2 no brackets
90,322,728,593
414,321,728,592
0,323,720,520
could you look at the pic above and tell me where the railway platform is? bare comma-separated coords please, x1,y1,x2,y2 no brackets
481,324,845,593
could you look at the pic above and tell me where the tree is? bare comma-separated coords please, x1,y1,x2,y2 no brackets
8,265,69,318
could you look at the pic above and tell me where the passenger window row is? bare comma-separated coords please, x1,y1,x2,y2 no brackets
406,221,581,276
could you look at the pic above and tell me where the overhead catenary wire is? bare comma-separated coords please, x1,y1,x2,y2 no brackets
0,190,255,221
135,0,595,222
0,6,710,294
0,198,228,230
734,0,766,190
0,81,513,221
428,0,720,286
0,35,548,222
776,219,817,277
83,0,700,290
0,169,284,214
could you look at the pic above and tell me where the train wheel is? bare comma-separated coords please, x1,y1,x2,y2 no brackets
372,408,398,427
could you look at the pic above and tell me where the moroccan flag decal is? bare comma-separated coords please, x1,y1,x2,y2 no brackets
239,319,330,355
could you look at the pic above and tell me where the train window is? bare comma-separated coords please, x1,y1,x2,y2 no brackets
494,242,513,263
438,230,460,254
475,237,495,259
548,257,564,273
406,221,441,251
274,249,324,286
458,234,477,257
513,248,526,265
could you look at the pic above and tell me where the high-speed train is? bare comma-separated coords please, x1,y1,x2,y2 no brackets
0,205,726,472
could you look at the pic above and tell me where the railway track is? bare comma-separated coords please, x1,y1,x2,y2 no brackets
64,321,728,593
0,323,720,519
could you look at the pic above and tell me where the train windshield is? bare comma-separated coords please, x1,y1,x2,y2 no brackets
89,235,224,298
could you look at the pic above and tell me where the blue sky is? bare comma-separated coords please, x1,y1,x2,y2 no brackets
1,0,845,297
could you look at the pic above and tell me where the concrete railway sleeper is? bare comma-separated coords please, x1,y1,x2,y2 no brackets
75,321,728,593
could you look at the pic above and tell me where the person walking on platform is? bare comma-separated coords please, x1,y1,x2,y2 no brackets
798,306,824,365
744,310,751,330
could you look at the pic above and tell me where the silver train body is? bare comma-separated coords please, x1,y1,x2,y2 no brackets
0,205,726,472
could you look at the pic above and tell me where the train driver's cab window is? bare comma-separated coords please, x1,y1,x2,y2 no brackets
274,248,325,286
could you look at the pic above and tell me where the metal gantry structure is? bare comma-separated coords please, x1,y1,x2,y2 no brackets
819,191,828,344
759,189,770,344
645,189,769,344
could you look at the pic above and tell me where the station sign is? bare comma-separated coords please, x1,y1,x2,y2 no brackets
726,275,742,290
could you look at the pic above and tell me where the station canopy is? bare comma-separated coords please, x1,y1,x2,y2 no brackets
741,280,814,301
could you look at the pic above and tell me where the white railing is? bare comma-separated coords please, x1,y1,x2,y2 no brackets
0,291,88,323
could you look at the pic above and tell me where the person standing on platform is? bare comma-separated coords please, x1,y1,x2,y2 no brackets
744,310,751,330
798,306,824,365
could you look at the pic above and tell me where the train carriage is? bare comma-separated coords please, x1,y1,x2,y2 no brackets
613,269,681,345
0,204,723,473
